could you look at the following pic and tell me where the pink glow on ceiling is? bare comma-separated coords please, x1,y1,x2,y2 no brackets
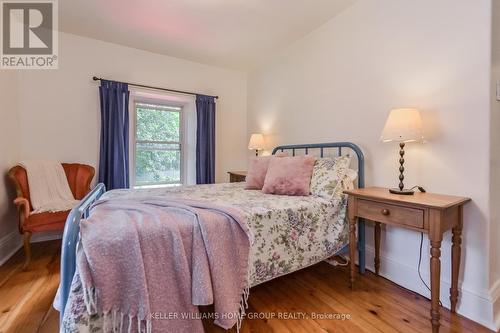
59,0,357,69
97,1,201,42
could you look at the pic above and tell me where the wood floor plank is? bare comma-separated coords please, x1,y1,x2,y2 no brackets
315,262,494,333
0,240,495,333
37,307,59,333
0,247,24,289
282,273,385,333
257,280,328,333
0,241,60,333
298,271,404,333
314,268,432,333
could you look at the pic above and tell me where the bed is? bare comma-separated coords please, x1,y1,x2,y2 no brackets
58,142,366,332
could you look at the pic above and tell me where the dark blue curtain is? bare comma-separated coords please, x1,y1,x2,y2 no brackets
196,95,216,184
98,80,130,190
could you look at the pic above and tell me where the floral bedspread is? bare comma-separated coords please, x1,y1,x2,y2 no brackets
62,182,350,332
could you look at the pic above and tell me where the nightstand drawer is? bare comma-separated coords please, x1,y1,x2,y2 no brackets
357,199,424,229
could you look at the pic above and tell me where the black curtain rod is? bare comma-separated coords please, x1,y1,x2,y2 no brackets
92,76,219,99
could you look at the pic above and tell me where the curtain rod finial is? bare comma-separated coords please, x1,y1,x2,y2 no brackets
92,76,100,81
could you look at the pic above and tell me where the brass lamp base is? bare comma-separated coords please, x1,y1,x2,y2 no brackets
389,188,414,195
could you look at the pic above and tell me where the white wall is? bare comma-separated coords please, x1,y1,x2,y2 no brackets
490,0,500,327
248,0,496,329
15,32,247,184
0,71,22,264
0,31,247,262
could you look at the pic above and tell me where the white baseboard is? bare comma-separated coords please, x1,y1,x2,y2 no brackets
0,230,22,266
363,245,497,331
0,230,63,266
490,278,500,331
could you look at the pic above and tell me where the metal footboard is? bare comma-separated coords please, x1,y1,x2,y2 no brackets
59,183,106,325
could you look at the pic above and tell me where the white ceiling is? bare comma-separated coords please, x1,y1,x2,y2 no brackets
59,0,356,70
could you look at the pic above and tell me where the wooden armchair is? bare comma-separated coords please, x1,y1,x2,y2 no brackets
8,163,95,269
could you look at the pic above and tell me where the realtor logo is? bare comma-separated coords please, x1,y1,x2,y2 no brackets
1,0,58,69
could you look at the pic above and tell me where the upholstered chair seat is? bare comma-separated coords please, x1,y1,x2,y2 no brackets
8,163,94,269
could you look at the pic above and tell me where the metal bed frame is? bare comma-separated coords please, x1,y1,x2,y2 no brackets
59,142,365,325
271,142,365,273
59,183,106,325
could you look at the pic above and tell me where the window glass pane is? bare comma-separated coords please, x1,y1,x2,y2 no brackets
135,144,181,185
136,142,180,151
136,104,180,142
134,102,182,186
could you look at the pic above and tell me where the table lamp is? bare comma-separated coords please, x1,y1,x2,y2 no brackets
248,133,265,156
380,108,423,195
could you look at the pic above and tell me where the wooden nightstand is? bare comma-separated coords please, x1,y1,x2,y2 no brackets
228,171,247,183
344,187,470,333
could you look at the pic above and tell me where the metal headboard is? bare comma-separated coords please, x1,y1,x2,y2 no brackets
272,142,366,273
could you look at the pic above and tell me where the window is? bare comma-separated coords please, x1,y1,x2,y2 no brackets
133,102,183,187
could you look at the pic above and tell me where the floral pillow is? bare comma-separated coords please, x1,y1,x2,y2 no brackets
310,155,352,199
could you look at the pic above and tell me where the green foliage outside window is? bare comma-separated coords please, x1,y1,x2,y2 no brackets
135,104,181,185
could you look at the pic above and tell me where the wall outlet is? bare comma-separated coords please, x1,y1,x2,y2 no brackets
497,80,500,101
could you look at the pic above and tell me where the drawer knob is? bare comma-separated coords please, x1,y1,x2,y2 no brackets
381,209,390,216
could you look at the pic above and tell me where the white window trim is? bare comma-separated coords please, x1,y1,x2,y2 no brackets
130,99,186,188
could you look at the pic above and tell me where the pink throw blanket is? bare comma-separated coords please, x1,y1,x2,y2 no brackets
77,197,251,332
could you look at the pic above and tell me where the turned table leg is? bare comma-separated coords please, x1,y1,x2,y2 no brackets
431,240,441,333
450,205,463,313
430,238,442,333
429,209,443,333
374,222,381,275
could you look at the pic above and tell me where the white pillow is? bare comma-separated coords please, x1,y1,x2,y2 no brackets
341,169,358,191
345,168,358,183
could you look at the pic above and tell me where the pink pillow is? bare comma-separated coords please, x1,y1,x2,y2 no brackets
245,156,272,190
262,155,316,196
245,152,289,190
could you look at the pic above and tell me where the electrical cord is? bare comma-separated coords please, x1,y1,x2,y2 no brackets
330,255,349,267
409,185,426,193
418,232,442,306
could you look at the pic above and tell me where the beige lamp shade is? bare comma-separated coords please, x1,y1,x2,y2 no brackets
380,108,423,143
248,133,265,150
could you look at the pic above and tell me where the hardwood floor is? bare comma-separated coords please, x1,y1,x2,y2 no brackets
0,240,495,333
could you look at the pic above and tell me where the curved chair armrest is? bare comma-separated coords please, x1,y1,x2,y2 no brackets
14,197,30,215
13,197,30,232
